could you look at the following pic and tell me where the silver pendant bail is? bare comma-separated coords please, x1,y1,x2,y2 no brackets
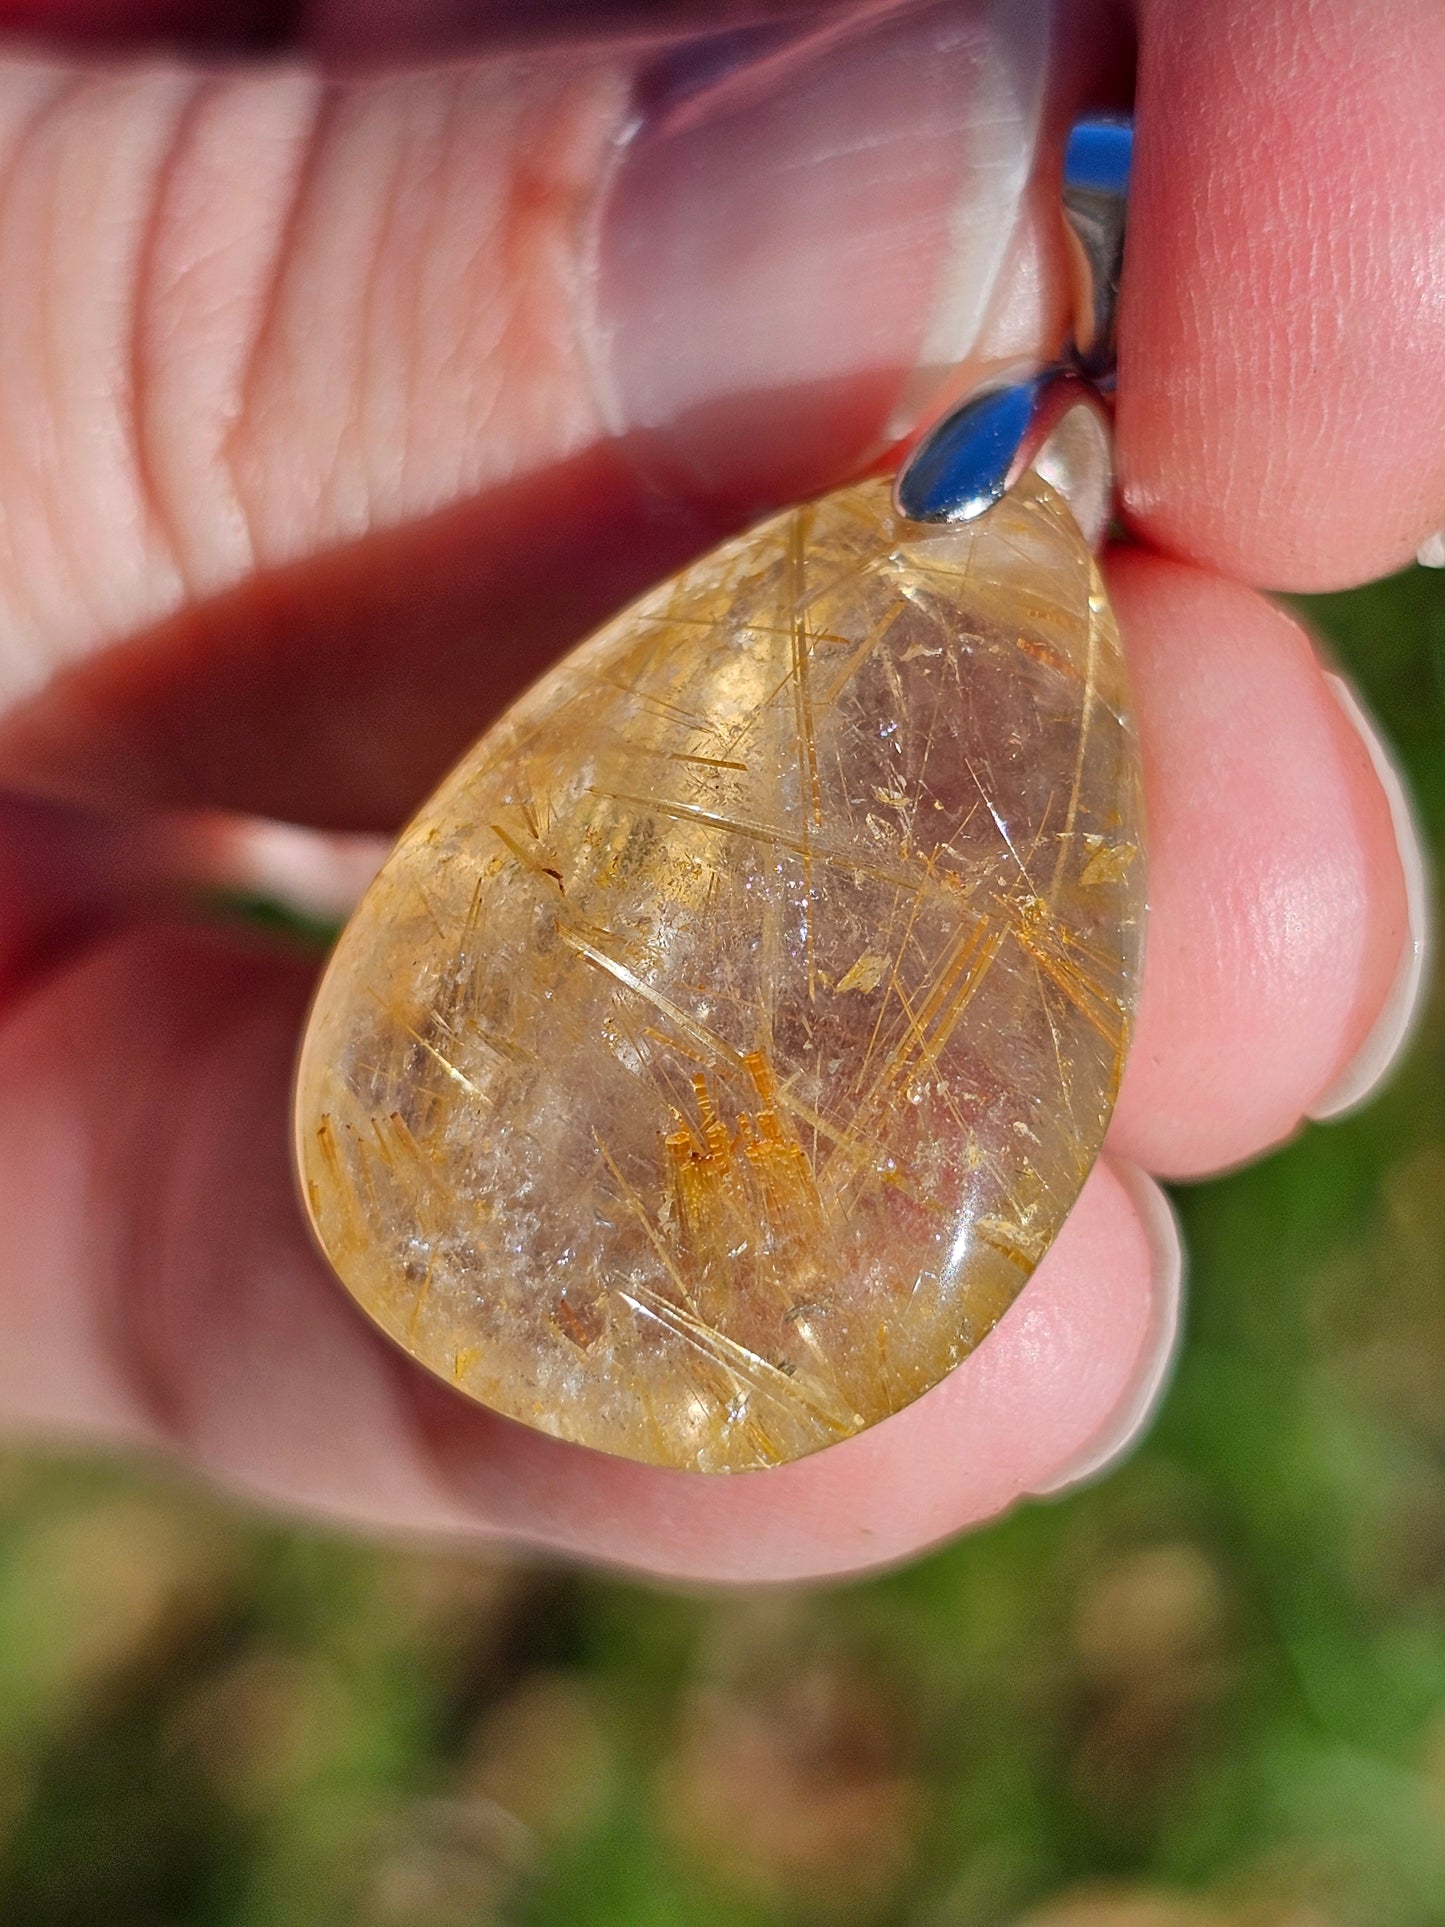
1061,115,1132,385
894,115,1132,547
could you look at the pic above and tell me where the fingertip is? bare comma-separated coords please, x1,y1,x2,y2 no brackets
1105,549,1412,1176
1122,0,1445,589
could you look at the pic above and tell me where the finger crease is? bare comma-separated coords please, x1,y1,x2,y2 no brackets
128,71,226,612
217,74,336,571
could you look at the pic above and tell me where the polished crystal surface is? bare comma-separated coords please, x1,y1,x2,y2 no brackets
295,473,1145,1472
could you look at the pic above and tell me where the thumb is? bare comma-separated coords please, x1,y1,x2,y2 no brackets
0,0,1061,743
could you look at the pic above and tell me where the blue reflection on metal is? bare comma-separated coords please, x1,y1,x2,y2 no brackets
894,378,1041,525
896,117,1131,525
1063,117,1133,198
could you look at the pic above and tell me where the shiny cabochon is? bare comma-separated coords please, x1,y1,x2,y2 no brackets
295,474,1144,1472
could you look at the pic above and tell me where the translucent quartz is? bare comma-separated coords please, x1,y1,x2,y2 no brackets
295,474,1145,1472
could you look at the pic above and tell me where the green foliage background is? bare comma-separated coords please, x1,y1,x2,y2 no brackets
0,566,1441,1926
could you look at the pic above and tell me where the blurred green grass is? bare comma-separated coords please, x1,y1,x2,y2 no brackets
0,567,1442,1927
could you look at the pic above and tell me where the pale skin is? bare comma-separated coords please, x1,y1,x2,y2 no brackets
0,0,1438,1582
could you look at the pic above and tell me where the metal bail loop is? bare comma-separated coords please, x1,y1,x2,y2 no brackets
1062,116,1132,385
894,116,1132,544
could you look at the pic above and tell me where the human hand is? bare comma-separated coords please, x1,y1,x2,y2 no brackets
0,0,1435,1582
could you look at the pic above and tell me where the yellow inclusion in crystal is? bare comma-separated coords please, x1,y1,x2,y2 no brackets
294,473,1145,1472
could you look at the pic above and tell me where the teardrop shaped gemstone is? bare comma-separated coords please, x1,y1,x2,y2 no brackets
295,473,1145,1473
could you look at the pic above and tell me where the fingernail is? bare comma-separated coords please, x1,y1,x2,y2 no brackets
208,821,388,922
1418,529,1445,569
1031,1163,1184,1496
591,0,1048,506
1307,674,1432,1120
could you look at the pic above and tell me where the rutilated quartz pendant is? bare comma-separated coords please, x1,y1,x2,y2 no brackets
295,471,1145,1473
